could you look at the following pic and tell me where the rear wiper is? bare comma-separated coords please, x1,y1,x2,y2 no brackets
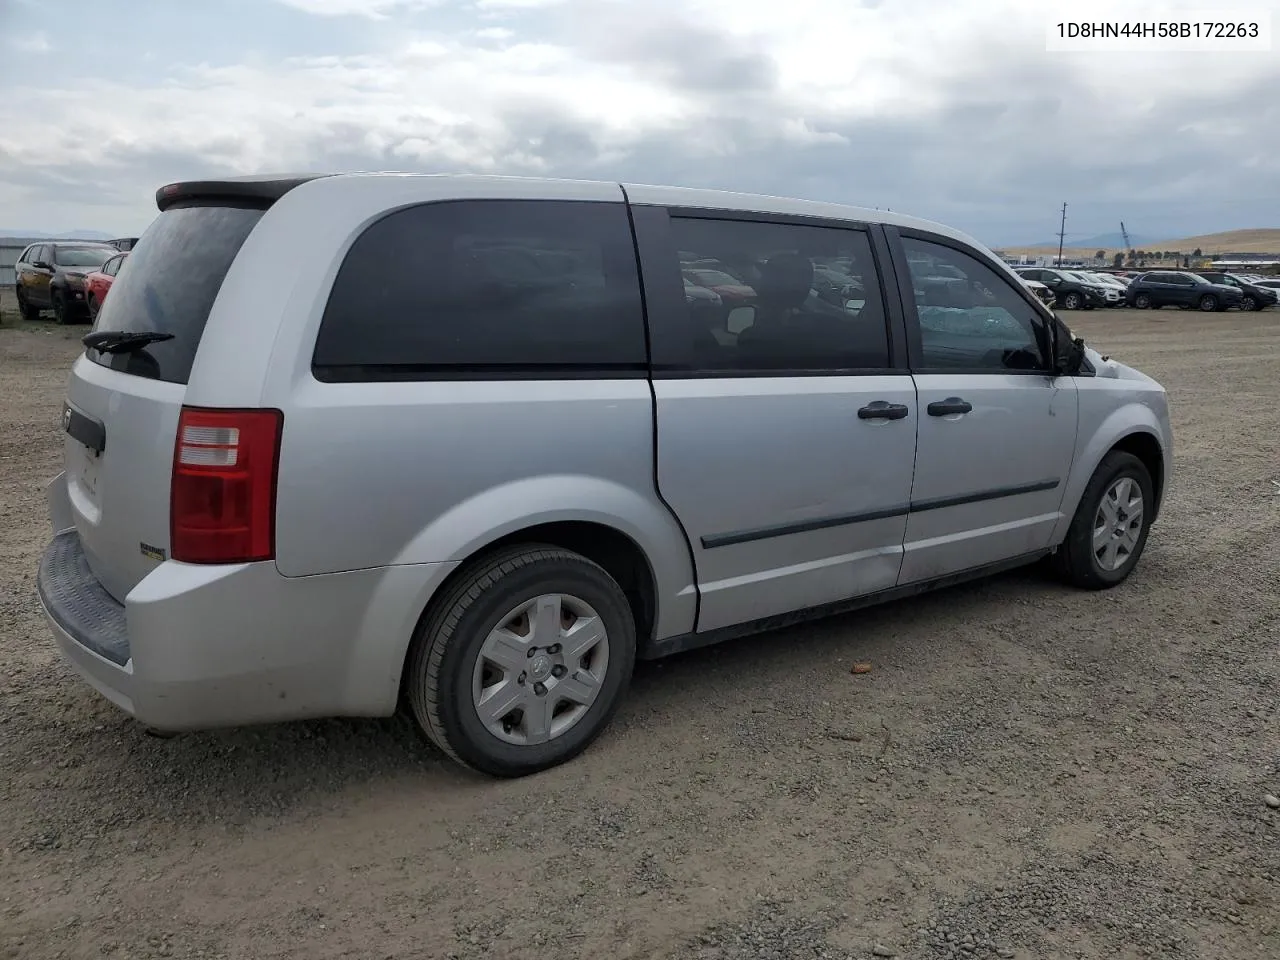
82,331,174,354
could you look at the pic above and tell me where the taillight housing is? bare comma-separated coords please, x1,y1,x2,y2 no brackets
170,406,283,564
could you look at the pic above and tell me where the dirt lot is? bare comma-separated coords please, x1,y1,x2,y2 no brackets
2,297,1278,960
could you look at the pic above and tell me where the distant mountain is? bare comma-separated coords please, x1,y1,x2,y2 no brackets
0,228,115,241
1000,228,1280,257
1020,231,1154,250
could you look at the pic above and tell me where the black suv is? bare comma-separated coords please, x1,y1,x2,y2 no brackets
1014,267,1109,310
14,241,118,324
1125,271,1244,312
1193,272,1277,312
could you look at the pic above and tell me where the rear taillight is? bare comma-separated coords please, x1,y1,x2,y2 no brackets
170,406,283,564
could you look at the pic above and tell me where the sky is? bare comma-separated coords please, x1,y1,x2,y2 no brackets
0,0,1277,246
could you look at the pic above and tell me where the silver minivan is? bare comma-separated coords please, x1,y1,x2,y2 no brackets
36,174,1173,776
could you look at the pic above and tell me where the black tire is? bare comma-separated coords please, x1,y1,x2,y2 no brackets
1240,295,1257,312
1198,294,1218,312
86,294,99,319
1133,293,1151,309
405,544,636,777
16,289,41,321
1053,451,1154,590
1062,291,1082,310
53,291,72,325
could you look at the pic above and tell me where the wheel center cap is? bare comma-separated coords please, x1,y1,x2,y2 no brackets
529,654,553,681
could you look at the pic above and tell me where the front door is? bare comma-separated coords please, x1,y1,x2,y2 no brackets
891,231,1079,583
23,245,54,307
634,205,919,631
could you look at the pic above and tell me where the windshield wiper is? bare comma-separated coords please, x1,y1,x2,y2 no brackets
82,331,174,354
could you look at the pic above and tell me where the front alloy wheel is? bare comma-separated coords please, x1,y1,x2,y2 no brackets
53,292,72,325
1054,450,1154,589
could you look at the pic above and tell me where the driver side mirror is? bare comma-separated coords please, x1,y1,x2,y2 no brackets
1050,316,1086,376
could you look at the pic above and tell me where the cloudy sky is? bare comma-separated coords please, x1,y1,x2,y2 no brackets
1,0,1277,245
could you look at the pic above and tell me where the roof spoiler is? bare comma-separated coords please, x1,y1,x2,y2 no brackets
155,174,332,212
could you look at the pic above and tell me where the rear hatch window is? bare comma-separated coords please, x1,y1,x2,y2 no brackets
87,205,264,384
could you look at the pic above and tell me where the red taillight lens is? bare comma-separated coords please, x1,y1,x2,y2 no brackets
170,406,283,564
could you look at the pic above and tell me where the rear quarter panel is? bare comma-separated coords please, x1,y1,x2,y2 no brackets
271,377,698,639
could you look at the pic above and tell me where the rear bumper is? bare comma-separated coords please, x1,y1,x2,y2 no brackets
36,476,460,731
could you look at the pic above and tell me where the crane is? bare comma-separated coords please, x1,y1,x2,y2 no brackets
1120,221,1132,252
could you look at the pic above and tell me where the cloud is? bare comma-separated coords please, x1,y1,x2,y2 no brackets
271,0,438,17
0,0,1276,240
8,30,50,53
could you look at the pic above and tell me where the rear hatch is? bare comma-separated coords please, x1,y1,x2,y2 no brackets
64,203,265,601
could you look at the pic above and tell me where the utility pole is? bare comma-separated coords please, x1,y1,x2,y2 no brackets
1056,203,1067,267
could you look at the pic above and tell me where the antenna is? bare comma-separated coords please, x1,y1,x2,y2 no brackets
1056,203,1067,267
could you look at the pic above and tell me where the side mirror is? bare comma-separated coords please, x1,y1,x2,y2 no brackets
33,260,52,271
726,305,755,335
1051,317,1086,376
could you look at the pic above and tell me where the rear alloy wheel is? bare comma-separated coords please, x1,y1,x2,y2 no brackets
1240,295,1257,312
1133,293,1151,309
405,544,636,777
1054,451,1154,590
1198,294,1218,312
1062,291,1083,310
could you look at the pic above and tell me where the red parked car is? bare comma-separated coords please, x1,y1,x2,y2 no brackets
83,252,128,318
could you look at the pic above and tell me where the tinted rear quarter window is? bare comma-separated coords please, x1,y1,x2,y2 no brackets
312,199,647,379
87,205,264,384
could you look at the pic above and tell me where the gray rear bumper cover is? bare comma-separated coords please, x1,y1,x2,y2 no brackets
37,530,130,666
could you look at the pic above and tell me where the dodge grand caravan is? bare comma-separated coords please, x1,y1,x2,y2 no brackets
37,173,1173,777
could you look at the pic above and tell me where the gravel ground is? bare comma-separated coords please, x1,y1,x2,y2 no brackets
1,300,1278,960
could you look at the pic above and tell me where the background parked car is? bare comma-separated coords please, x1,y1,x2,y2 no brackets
1125,271,1244,312
1019,276,1055,307
13,241,117,324
1014,267,1109,310
1065,270,1122,306
1192,271,1277,312
1086,272,1131,303
83,251,129,318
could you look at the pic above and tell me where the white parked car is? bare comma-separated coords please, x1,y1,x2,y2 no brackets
1019,277,1056,307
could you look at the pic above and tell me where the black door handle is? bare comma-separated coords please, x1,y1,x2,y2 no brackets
927,397,972,417
858,401,910,421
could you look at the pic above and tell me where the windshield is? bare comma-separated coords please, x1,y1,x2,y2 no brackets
55,247,113,268
87,205,265,384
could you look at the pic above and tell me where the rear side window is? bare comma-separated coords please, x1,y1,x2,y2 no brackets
650,216,890,373
87,205,264,384
313,199,647,379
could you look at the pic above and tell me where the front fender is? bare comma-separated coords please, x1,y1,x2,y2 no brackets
392,474,698,640
1052,398,1170,543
